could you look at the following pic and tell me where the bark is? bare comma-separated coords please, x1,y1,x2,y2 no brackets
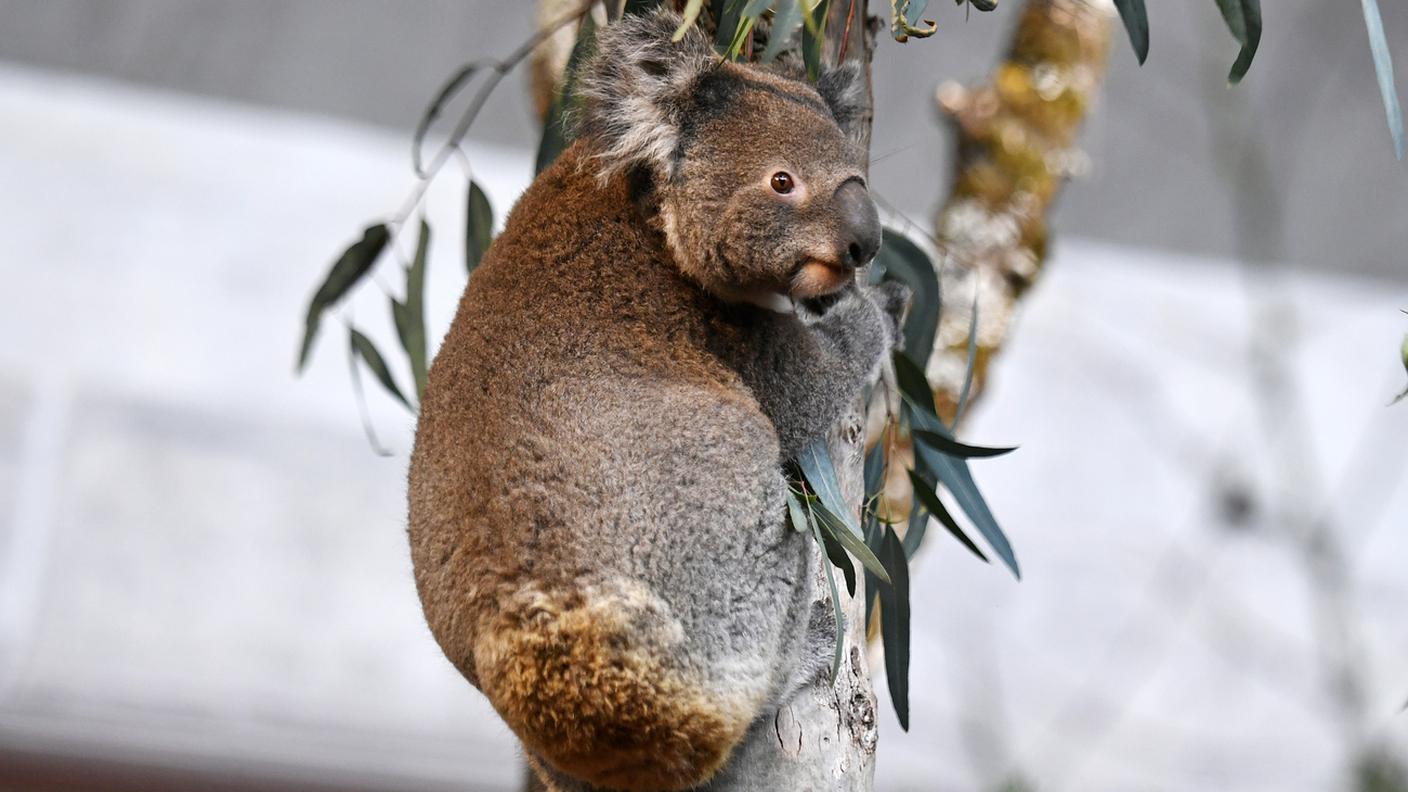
926,0,1115,424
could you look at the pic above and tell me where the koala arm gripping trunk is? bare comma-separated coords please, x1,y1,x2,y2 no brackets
723,284,904,459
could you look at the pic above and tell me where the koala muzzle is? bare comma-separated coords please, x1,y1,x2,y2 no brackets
833,179,881,270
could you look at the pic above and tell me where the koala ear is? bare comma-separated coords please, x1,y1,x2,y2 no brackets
816,62,871,142
577,9,719,181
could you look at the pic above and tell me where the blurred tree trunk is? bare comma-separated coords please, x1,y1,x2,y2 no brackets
926,0,1116,424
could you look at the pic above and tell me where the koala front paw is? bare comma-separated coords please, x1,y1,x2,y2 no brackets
865,281,911,351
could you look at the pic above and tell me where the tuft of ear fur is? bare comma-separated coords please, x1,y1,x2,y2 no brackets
577,9,719,182
816,62,870,143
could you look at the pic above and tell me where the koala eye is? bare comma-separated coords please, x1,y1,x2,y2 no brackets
770,172,795,194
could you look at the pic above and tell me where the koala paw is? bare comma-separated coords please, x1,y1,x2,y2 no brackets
866,281,911,350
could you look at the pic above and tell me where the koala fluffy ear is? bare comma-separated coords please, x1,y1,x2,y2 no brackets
816,62,871,143
577,9,719,181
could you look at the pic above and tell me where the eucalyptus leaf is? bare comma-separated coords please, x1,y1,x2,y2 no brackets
875,229,941,365
536,13,597,174
674,0,706,40
1226,0,1260,84
952,291,979,427
795,439,856,532
298,224,389,372
863,437,886,504
818,519,858,597
911,422,1020,578
814,501,891,584
465,181,494,274
412,62,484,177
391,219,431,399
878,525,911,731
911,429,1016,459
892,350,938,418
350,327,412,410
785,487,811,532
1360,0,1406,159
1112,0,1149,65
907,469,990,562
761,0,802,63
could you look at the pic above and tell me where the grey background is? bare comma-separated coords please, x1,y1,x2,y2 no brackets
0,0,1404,280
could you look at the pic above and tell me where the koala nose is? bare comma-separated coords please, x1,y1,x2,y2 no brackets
834,180,881,269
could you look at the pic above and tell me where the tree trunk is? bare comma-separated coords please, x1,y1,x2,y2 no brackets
926,0,1116,424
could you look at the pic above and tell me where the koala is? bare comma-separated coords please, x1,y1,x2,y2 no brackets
407,10,906,792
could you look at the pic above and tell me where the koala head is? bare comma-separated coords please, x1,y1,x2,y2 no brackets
577,10,881,303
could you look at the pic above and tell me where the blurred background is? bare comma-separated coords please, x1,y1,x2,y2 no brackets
0,1,1405,790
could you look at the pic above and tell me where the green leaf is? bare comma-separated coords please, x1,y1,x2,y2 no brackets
349,327,411,410
817,517,858,597
1226,0,1261,84
892,350,938,418
808,505,847,681
742,0,777,17
795,440,856,532
877,525,911,731
673,0,706,40
815,501,891,584
800,0,829,81
1360,0,1406,159
906,469,989,562
391,219,431,399
911,429,1016,459
1213,0,1247,43
714,0,747,51
298,224,389,372
785,487,811,533
952,291,979,427
875,229,941,366
761,0,802,63
536,13,598,174
911,418,1020,578
863,437,886,504
465,181,494,274
412,62,483,178
1112,0,1149,65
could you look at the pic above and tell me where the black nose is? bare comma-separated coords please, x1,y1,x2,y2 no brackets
833,180,881,269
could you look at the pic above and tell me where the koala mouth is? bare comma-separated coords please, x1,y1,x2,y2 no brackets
789,258,854,300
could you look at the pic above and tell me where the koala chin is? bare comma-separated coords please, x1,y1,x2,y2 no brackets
407,9,907,791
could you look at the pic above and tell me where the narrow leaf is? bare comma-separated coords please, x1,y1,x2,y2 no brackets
465,181,494,274
412,62,484,177
536,14,598,174
875,229,941,365
673,0,706,40
911,425,1020,577
892,350,938,418
1360,0,1406,159
815,501,891,584
1227,0,1260,84
1112,0,1149,65
785,487,811,532
350,327,411,410
392,219,431,399
907,469,990,562
878,525,911,731
952,291,979,427
818,519,858,597
863,437,886,504
912,429,1016,459
298,224,389,371
346,334,391,457
1214,0,1247,44
761,0,802,63
795,440,857,532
